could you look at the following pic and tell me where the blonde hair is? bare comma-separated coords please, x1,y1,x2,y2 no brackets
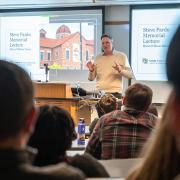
126,91,180,180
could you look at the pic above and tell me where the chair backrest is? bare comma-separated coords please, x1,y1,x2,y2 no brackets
98,158,142,178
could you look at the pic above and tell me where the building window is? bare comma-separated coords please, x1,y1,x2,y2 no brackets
86,50,89,61
73,44,80,62
40,52,44,60
66,49,70,61
47,52,51,61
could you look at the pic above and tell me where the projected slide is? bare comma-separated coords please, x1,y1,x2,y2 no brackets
0,9,102,81
131,7,180,81
0,16,46,80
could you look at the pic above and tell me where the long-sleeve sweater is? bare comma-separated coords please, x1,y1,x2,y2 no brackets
88,50,132,93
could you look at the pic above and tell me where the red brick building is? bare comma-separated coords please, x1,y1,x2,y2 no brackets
40,25,94,69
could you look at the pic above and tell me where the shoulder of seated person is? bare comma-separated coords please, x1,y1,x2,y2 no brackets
70,153,101,165
72,153,93,160
33,162,85,179
70,153,109,177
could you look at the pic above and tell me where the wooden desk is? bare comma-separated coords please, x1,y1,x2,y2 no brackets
33,82,91,126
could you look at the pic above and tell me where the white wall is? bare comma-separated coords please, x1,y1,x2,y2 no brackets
104,5,172,103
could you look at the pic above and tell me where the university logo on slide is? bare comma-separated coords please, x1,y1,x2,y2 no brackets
142,58,148,64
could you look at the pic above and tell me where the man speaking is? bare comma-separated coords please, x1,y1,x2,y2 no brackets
87,34,132,99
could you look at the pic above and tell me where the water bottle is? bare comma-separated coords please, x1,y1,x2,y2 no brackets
77,118,85,145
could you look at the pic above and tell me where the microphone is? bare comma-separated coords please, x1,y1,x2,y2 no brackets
71,82,87,97
75,82,80,96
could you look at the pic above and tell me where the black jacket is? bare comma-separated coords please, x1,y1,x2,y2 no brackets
0,148,84,180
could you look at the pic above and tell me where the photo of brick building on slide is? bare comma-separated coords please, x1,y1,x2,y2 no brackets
40,24,94,70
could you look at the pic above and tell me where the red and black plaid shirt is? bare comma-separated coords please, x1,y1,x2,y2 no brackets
85,109,157,159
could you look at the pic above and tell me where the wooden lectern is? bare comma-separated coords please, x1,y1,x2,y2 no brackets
33,82,91,126
34,82,73,99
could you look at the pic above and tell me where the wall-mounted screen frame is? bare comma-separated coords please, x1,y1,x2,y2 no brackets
130,4,180,81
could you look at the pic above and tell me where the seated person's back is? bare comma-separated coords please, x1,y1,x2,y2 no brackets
85,83,157,159
28,105,109,178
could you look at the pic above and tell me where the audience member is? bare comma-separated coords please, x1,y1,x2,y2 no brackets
164,25,180,179
0,60,84,179
89,93,117,134
28,105,109,178
87,33,132,98
126,25,180,180
147,104,158,117
126,92,180,180
85,83,157,159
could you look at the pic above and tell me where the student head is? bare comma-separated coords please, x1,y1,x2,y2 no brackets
123,83,153,111
166,26,180,94
166,26,180,153
101,34,113,55
28,105,76,166
95,93,117,118
0,60,36,146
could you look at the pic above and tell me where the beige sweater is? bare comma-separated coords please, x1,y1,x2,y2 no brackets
88,51,132,93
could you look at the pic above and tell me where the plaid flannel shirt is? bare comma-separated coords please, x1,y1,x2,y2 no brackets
85,109,157,159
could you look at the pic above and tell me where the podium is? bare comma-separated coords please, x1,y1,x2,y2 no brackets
33,82,91,126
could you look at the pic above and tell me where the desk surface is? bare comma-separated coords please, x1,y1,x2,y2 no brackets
66,150,84,156
71,139,88,151
99,158,142,178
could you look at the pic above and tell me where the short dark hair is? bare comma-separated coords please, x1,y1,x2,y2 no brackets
96,93,117,117
125,83,153,111
166,26,180,94
28,105,76,166
0,60,33,141
101,34,112,40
